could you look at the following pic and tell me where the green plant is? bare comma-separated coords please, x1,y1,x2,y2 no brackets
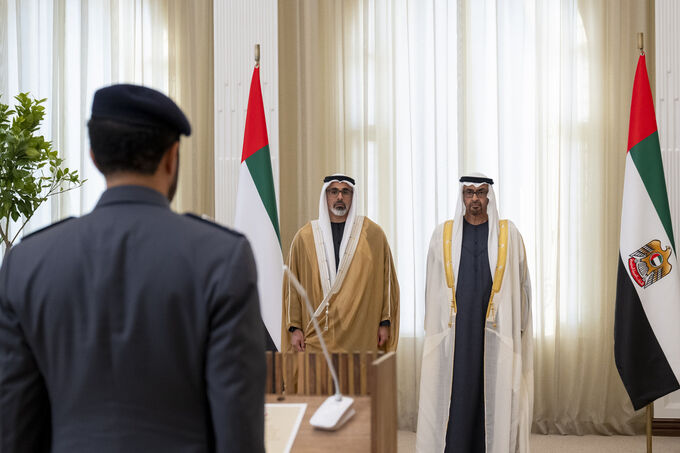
0,93,85,257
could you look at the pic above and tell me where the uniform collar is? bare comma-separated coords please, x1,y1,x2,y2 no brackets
95,185,170,209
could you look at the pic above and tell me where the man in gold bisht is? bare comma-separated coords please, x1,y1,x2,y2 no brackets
416,173,533,453
282,174,399,353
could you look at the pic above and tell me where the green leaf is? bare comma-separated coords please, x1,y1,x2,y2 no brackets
0,92,86,234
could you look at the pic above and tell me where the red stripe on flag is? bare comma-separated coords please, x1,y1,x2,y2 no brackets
627,55,658,152
241,67,269,162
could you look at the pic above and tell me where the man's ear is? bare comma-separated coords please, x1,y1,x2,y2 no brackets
89,149,102,171
163,141,180,175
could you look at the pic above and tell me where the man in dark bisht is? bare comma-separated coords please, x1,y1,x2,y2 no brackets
417,173,533,453
0,84,266,452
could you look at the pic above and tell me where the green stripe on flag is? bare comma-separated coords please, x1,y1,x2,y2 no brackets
629,131,676,252
245,144,281,244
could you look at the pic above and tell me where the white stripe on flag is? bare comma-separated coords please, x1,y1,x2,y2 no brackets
234,164,283,350
620,153,680,381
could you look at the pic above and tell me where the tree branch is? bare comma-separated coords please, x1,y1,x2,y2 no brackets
45,180,84,198
0,216,10,244
9,211,36,247
7,180,84,246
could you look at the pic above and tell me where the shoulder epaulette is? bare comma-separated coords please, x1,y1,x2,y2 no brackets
183,213,244,238
21,217,75,241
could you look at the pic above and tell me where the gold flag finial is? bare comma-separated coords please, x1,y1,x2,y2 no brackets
638,33,644,55
255,44,261,68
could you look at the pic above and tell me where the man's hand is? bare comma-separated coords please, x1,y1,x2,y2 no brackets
378,325,390,348
291,329,306,352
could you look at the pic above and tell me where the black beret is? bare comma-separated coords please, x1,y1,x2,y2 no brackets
90,84,191,136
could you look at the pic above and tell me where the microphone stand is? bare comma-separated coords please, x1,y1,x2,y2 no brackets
283,266,355,429
284,265,341,400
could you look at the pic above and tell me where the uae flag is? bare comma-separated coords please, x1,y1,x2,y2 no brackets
615,54,680,410
234,65,283,351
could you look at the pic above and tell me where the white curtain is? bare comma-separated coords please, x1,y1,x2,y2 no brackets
0,0,213,258
279,0,652,434
462,0,653,435
279,0,464,430
279,1,455,428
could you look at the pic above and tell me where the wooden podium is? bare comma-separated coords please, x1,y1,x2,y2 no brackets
265,351,397,453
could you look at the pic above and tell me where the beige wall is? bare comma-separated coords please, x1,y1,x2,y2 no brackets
170,0,214,218
278,1,364,256
278,2,300,255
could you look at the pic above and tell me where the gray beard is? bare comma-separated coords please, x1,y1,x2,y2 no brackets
330,206,348,217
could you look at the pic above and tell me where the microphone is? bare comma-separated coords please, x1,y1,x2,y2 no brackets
283,265,355,430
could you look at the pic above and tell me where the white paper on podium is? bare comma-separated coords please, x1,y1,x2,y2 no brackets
265,403,307,453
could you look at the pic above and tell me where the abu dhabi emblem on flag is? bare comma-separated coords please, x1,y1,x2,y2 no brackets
628,240,672,288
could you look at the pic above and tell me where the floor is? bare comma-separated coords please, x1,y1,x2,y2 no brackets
398,430,680,452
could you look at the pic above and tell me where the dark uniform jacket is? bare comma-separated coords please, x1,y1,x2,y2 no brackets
0,185,266,453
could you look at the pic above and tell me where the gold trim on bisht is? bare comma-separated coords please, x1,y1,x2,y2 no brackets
443,219,509,328
486,219,508,325
443,220,457,327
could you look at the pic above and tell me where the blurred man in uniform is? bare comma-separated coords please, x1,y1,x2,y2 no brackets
282,174,399,353
0,84,266,452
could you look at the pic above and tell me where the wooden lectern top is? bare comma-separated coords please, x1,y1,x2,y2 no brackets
265,351,397,453
266,394,371,452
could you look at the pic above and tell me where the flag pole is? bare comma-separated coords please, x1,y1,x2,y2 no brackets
640,28,653,453
639,29,653,453
255,43,260,68
647,403,653,453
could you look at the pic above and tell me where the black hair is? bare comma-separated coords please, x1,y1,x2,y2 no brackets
87,119,179,175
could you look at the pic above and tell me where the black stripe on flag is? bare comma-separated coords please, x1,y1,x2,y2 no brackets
615,257,679,410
